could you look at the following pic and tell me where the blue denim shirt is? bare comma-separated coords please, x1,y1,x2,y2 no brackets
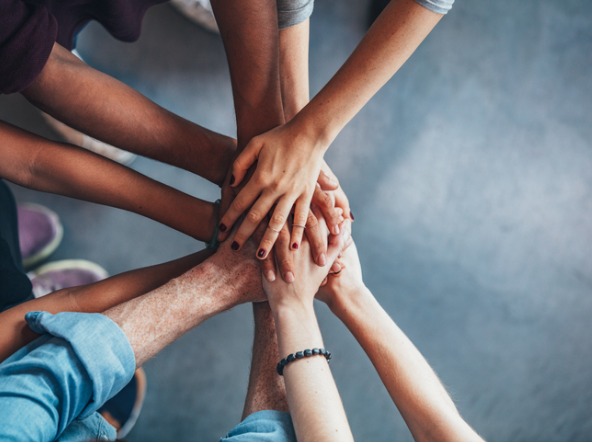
0,311,135,441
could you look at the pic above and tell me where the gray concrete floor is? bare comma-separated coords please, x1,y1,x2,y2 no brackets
2,0,591,440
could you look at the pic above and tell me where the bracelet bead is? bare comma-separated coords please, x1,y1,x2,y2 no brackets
276,348,332,376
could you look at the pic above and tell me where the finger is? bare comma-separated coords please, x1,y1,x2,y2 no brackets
228,192,276,250
326,219,352,265
317,167,339,191
275,225,295,283
334,187,352,220
304,209,328,267
231,138,261,187
290,199,309,251
256,197,294,260
218,179,263,241
261,251,276,283
312,187,341,235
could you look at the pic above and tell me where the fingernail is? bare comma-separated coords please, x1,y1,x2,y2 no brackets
257,248,266,258
318,253,327,266
265,270,276,282
231,241,240,251
230,175,235,186
219,223,227,232
285,272,295,283
292,242,299,250
333,225,340,235
350,211,355,221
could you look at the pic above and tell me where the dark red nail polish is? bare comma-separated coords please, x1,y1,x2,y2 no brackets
292,243,299,250
231,241,240,251
230,175,235,186
219,223,227,232
350,211,355,221
257,248,266,258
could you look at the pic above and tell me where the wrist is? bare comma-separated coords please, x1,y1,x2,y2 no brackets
289,110,335,155
329,285,374,320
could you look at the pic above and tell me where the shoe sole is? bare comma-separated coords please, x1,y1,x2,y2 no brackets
21,204,64,270
31,259,109,282
117,368,148,440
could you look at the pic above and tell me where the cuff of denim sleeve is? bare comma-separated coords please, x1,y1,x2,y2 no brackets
414,0,455,15
25,311,136,419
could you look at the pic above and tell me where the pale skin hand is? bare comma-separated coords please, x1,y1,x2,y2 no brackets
263,219,353,441
220,0,442,255
316,241,483,442
211,0,338,278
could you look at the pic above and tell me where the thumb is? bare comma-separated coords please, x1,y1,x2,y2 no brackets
231,139,260,187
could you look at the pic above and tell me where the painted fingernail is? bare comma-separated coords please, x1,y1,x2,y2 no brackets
219,223,227,232
350,211,355,221
285,272,295,283
318,253,327,266
292,242,299,250
231,241,240,251
265,270,276,282
257,248,266,258
230,174,235,186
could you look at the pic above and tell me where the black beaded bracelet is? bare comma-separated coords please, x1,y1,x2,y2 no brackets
276,348,332,376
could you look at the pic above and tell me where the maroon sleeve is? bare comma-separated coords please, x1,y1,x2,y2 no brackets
0,0,57,94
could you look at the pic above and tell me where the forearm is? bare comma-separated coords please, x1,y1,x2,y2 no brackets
332,289,482,441
0,121,216,241
292,0,442,149
272,301,352,441
22,43,233,185
0,250,211,363
106,241,262,367
279,20,310,120
211,0,285,149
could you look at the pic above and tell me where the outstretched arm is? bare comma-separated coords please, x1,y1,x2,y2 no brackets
317,242,483,442
0,235,263,441
219,0,442,252
22,43,234,186
0,121,217,242
263,220,353,441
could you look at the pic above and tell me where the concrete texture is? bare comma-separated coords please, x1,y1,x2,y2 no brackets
1,0,591,440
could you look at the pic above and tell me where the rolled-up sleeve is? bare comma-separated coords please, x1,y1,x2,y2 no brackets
0,0,58,94
414,0,455,15
0,311,135,441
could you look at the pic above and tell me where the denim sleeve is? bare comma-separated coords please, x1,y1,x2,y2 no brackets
0,311,135,441
414,0,455,15
277,0,314,29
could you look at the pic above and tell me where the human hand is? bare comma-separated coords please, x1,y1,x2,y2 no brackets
263,219,351,310
316,160,352,222
217,121,327,260
315,239,366,314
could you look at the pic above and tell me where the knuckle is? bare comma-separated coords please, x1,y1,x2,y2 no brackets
247,209,263,224
270,213,285,226
306,213,318,227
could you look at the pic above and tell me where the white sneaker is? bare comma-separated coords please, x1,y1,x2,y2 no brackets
28,259,109,298
170,0,219,33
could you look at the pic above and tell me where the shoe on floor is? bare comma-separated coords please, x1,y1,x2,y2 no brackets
18,203,64,270
99,368,147,439
170,0,219,33
28,259,109,298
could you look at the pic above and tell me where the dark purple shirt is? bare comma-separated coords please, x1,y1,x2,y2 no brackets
0,0,165,94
